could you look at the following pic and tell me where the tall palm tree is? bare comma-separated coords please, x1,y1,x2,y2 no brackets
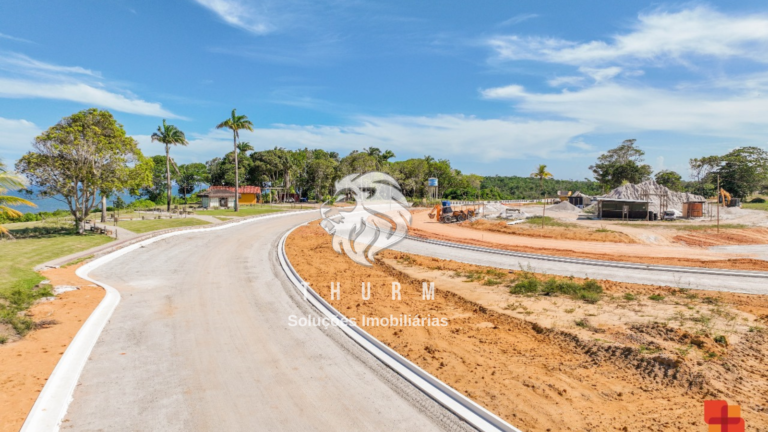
380,149,395,164
151,120,188,212
237,141,255,153
0,159,35,237
530,164,553,227
216,109,254,212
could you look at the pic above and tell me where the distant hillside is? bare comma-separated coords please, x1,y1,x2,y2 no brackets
480,176,604,200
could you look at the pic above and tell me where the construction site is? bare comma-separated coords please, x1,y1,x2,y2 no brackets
283,179,768,431
409,180,768,269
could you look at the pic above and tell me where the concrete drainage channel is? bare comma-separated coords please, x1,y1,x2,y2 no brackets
406,235,768,279
277,224,521,432
21,209,315,432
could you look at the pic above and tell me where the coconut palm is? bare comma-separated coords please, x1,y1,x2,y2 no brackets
237,141,255,153
531,164,553,192
0,159,35,237
216,109,254,212
151,120,188,212
530,164,553,227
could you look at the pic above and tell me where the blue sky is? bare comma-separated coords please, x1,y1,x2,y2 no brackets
2,0,768,180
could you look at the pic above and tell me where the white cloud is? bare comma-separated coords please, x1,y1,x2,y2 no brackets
137,114,594,163
578,66,622,83
0,52,96,76
481,82,768,138
0,117,40,163
498,13,538,27
192,0,274,34
0,52,181,119
487,6,768,66
547,76,585,87
0,33,33,44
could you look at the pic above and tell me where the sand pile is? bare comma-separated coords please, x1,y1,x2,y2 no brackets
547,200,581,213
483,202,508,217
604,180,705,212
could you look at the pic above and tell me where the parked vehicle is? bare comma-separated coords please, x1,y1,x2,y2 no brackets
663,209,682,220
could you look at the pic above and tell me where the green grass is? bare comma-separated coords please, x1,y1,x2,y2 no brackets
743,202,768,211
524,216,577,228
508,272,603,303
197,206,284,217
1,226,112,336
116,218,211,233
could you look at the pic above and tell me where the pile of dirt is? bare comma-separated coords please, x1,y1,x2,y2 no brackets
546,200,581,213
285,223,768,431
482,202,508,217
604,180,705,212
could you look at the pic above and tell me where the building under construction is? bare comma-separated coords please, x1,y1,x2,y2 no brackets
595,198,652,220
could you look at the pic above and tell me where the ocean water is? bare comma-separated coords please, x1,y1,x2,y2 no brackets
4,189,140,213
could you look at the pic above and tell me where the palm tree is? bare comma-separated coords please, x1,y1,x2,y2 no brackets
216,109,254,212
380,149,395,164
1,159,35,237
237,141,254,153
151,120,188,212
530,164,553,228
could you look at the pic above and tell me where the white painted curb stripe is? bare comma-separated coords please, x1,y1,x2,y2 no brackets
21,209,315,432
277,224,522,432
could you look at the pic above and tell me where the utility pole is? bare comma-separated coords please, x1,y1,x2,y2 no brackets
717,174,720,234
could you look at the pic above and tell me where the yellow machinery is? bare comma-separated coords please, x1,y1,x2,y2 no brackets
719,188,741,208
557,190,572,202
428,201,477,223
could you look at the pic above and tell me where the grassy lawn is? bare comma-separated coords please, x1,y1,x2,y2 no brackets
0,225,113,337
197,206,284,217
116,217,210,234
743,202,768,211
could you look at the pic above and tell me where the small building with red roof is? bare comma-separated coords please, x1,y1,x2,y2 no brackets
198,185,262,209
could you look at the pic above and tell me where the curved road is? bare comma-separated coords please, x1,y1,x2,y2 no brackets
62,213,470,432
61,212,768,431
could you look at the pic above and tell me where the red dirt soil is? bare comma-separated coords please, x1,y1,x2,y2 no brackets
0,264,104,432
286,222,768,432
409,210,768,271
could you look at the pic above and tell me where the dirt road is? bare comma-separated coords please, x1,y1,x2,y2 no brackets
61,213,468,432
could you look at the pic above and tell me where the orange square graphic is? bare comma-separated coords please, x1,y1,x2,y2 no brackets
704,400,745,432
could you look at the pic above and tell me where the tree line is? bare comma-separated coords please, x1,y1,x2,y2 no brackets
6,108,768,234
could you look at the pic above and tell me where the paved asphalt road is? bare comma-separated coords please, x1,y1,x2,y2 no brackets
393,238,768,295
63,213,470,432
62,212,768,431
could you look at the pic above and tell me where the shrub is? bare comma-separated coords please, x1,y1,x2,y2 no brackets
129,199,157,209
510,277,541,294
714,335,728,346
623,293,636,301
750,197,766,203
578,292,601,304
648,294,665,301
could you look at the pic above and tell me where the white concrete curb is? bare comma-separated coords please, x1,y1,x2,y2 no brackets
277,224,522,432
20,209,315,432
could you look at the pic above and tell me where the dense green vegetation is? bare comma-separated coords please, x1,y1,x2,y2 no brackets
480,176,603,199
